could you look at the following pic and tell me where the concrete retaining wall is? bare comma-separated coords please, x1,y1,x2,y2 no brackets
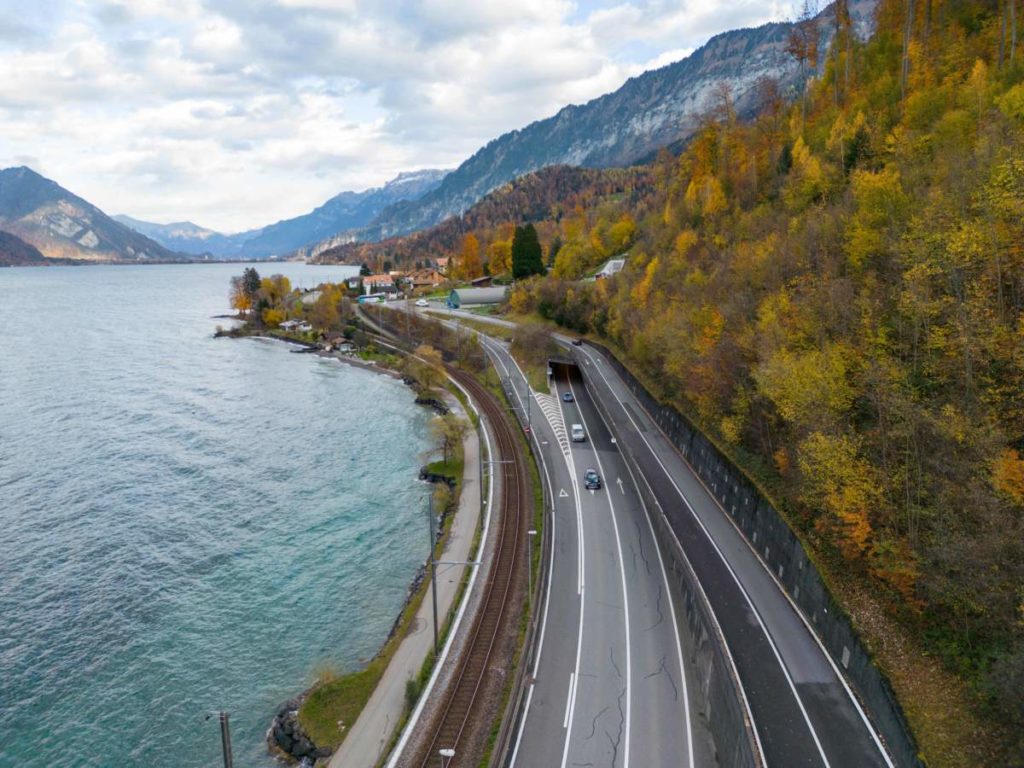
585,342,923,768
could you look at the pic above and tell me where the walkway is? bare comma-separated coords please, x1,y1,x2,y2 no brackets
327,390,482,768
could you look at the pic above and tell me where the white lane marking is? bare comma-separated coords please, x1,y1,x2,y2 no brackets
568,375,632,768
578,346,833,768
581,371,696,767
554,376,589,768
563,672,576,728
580,347,895,768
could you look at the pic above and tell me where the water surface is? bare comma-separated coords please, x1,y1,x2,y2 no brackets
0,263,432,767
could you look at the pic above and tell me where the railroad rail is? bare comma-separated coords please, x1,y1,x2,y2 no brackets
410,366,528,768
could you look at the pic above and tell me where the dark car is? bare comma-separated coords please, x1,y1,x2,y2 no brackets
562,391,574,402
584,468,602,490
571,338,584,346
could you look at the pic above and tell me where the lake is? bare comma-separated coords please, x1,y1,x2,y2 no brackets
0,263,432,767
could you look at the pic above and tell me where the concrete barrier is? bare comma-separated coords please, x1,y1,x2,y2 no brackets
583,342,923,768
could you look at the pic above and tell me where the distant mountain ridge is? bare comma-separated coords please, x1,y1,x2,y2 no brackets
303,0,875,250
0,167,184,263
315,164,651,267
117,169,448,259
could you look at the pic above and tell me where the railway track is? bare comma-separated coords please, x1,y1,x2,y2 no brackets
410,366,528,768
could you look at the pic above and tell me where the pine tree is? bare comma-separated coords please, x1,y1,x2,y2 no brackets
512,223,544,279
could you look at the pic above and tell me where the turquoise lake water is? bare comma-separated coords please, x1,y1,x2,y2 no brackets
0,263,433,766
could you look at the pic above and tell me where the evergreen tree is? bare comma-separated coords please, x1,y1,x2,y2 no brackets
512,223,544,279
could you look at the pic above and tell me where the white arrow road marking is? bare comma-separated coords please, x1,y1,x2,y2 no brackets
559,488,569,498
617,477,625,494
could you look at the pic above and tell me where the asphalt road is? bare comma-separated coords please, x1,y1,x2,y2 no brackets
479,335,708,768
570,342,895,768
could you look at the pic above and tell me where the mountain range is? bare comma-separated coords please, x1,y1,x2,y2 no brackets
2,2,876,266
302,0,877,253
115,169,448,259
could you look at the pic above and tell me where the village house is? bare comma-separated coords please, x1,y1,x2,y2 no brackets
405,268,446,292
362,274,398,295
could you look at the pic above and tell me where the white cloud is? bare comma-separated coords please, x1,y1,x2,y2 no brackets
0,0,802,231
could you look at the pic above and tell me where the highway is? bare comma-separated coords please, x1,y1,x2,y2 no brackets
401,302,896,767
569,341,895,768
477,333,710,768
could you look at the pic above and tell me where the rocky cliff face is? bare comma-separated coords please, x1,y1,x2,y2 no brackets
340,0,877,245
0,167,183,263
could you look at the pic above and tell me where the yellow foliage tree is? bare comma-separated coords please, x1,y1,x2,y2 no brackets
798,432,876,559
993,449,1024,505
457,233,483,280
488,239,512,275
754,343,856,431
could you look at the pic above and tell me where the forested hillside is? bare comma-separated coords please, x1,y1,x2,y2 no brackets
315,166,650,273
509,1,1024,762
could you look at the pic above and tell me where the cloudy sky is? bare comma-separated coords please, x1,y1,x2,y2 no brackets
0,0,800,232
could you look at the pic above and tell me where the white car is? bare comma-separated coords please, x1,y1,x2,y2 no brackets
415,299,429,307
571,424,586,442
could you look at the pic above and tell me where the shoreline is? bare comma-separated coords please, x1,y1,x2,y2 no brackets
221,322,465,766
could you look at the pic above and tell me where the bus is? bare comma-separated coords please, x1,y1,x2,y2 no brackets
357,293,386,304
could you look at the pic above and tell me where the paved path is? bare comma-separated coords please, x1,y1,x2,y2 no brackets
328,391,481,768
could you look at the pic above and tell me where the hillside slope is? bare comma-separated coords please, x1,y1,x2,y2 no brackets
328,0,877,245
316,165,649,269
0,230,47,266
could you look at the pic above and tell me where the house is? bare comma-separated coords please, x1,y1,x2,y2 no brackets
406,268,446,291
469,275,493,288
447,286,509,309
345,276,362,291
300,290,322,305
594,256,627,280
434,256,450,275
280,319,301,331
363,274,397,294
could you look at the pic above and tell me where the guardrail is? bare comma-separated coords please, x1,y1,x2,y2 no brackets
576,354,762,768
582,341,923,768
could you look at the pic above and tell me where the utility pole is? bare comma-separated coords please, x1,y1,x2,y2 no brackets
219,712,234,768
428,495,440,657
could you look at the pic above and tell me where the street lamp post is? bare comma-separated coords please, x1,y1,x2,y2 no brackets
204,711,234,768
428,495,440,657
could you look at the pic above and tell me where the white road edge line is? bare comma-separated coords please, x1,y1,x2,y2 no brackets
579,370,695,768
581,347,895,768
563,672,576,728
577,346,837,767
484,336,584,768
509,351,561,766
568,375,631,768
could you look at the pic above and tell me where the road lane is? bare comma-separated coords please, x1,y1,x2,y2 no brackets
572,342,893,768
